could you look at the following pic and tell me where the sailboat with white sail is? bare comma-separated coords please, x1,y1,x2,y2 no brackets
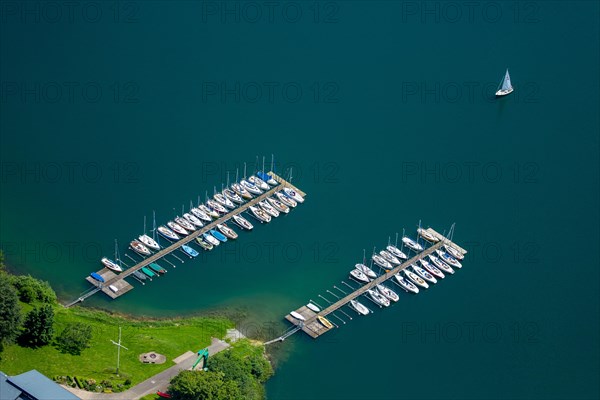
495,69,514,97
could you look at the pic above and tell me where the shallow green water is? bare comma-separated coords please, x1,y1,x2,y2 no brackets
1,1,598,399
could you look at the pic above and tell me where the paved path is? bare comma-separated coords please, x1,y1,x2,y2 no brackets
64,338,230,400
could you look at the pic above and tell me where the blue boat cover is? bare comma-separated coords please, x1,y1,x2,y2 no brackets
90,272,105,282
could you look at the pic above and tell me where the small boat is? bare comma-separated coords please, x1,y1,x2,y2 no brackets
386,245,408,260
435,250,462,268
190,207,212,223
259,200,280,218
283,187,304,203
367,289,390,307
210,229,228,243
167,221,189,236
495,68,514,97
444,244,464,260
267,197,290,213
350,268,370,283
157,392,172,399
206,200,228,214
214,193,236,209
183,213,204,228
133,270,147,281
182,245,199,258
349,299,369,315
290,311,305,321
404,269,429,289
231,183,253,200
141,267,156,278
420,258,444,279
249,175,270,190
241,179,263,195
429,255,454,274
149,263,167,274
402,237,423,252
196,237,214,250
412,264,437,284
199,204,219,219
276,191,297,207
175,217,197,232
372,254,392,270
90,272,105,282
249,206,271,223
417,228,439,243
377,284,399,302
394,274,419,294
307,303,320,313
379,250,400,265
317,315,334,329
223,188,243,204
101,257,123,272
130,240,151,256
138,234,160,251
108,285,119,293
232,214,254,230
158,226,179,241
202,232,220,246
355,263,377,279
217,223,238,239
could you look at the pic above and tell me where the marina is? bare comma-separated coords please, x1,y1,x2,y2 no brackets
67,170,305,306
273,227,467,341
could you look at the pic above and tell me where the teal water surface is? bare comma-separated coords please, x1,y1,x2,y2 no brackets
1,1,598,399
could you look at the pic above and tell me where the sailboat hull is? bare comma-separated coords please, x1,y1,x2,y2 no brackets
495,88,514,97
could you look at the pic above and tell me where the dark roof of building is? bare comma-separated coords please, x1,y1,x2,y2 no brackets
1,372,23,400
1,370,80,400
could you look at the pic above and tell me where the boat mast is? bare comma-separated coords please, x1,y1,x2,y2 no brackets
114,239,122,268
143,215,146,234
395,232,398,247
243,162,247,179
236,168,239,184
271,154,274,174
362,249,366,264
262,156,265,173
226,171,230,187
152,211,157,242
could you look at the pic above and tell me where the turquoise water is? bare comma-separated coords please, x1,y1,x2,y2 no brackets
1,1,598,399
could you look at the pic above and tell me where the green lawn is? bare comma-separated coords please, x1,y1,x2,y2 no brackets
0,305,233,390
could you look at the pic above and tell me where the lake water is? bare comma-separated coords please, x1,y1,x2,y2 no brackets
1,1,598,398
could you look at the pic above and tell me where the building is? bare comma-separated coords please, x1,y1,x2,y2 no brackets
0,370,80,400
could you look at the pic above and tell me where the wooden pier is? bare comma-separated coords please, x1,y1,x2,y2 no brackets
67,172,305,306
283,228,466,340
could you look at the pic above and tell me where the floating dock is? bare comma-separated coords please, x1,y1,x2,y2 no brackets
67,171,305,307
281,228,466,340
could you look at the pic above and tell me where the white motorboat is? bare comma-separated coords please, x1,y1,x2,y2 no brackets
232,214,254,230
138,234,160,250
202,232,220,246
157,226,180,241
404,269,429,289
350,268,370,283
290,311,305,321
307,303,320,313
394,273,419,294
355,263,377,279
167,221,189,236
175,216,197,232
412,264,437,284
402,237,423,252
435,249,462,268
276,191,297,207
372,254,392,270
267,197,290,213
444,244,464,260
349,299,369,315
217,223,238,239
420,258,445,279
223,188,243,204
377,284,399,302
417,228,439,243
429,255,455,274
183,212,204,228
191,207,212,223
367,289,390,307
249,206,271,223
199,204,219,219
259,200,279,218
214,193,236,209
101,257,122,272
241,179,263,195
386,245,408,260
249,175,270,190
379,250,400,265
283,187,304,203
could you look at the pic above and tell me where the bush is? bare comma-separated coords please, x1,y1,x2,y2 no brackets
19,304,54,348
55,323,92,355
10,275,57,304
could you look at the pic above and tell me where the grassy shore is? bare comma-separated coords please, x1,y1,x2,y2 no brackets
0,303,233,390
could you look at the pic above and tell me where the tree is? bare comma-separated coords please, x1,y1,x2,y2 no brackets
0,273,22,344
168,370,241,400
56,323,92,355
10,275,56,304
19,304,54,347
